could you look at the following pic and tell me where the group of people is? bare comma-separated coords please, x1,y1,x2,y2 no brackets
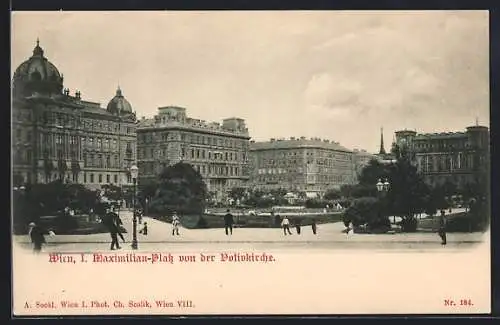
280,216,317,236
24,206,451,252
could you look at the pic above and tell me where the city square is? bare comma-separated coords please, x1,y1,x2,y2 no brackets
13,209,485,253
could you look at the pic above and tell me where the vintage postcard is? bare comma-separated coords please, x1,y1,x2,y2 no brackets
11,10,491,316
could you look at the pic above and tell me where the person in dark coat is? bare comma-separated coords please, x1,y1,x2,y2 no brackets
224,209,234,235
28,222,46,253
438,209,447,245
295,218,301,235
311,218,317,235
139,222,148,235
113,209,126,242
103,207,122,250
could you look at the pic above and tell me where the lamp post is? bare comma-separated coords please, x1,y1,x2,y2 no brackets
376,178,392,223
130,165,139,250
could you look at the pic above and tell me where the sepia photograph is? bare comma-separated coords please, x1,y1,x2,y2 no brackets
11,10,491,316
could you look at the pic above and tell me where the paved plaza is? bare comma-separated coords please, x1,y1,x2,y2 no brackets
13,210,486,253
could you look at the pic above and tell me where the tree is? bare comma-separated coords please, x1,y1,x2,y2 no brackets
229,187,246,203
385,158,428,220
358,159,391,186
148,162,207,216
323,188,341,200
137,180,159,209
101,184,123,201
342,197,391,232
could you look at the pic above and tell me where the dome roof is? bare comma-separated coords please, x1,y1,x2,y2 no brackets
106,86,133,115
12,39,64,97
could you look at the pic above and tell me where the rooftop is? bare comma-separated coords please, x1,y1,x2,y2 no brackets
250,137,352,152
414,132,467,139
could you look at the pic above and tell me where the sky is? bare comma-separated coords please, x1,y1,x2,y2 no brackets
11,11,489,153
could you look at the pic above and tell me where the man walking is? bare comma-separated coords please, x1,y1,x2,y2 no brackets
104,207,121,250
224,209,234,235
281,216,292,235
438,209,447,246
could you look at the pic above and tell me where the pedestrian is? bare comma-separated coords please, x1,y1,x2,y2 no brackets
224,209,234,235
438,209,447,246
28,222,46,253
103,207,121,250
311,218,317,235
281,216,292,235
113,208,126,243
295,218,301,235
139,222,148,236
138,209,143,224
347,221,354,236
172,214,180,236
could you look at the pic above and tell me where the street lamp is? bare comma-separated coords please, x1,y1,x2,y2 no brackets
376,178,393,223
383,179,390,192
130,165,139,250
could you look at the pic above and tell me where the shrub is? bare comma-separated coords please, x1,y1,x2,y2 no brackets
342,197,391,233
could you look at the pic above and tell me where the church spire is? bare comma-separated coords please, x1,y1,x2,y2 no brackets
379,127,386,155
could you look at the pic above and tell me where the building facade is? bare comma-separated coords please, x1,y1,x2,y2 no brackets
352,149,378,180
136,106,250,201
394,125,490,188
249,137,356,197
12,41,137,189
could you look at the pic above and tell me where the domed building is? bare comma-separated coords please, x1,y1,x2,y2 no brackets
12,40,137,190
12,39,64,98
106,86,134,116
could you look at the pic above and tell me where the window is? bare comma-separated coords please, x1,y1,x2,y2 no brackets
106,174,110,183
90,173,94,183
72,173,78,182
98,174,103,183
83,173,87,183
98,154,103,168
114,175,118,183
106,155,111,168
